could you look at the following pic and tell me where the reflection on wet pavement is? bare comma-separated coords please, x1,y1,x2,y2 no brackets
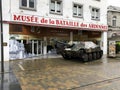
10,56,120,90
0,61,22,90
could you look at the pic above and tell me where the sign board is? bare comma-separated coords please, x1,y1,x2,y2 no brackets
11,13,108,31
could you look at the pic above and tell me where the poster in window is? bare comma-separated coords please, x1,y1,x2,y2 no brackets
109,41,116,57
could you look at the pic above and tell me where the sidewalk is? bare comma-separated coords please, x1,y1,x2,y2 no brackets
0,61,21,90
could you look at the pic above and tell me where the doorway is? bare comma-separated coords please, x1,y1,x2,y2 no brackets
23,40,43,57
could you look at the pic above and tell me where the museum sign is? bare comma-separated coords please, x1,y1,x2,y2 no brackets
11,13,108,31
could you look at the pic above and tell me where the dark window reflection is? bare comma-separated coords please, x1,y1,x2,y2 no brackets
22,0,27,7
29,0,34,8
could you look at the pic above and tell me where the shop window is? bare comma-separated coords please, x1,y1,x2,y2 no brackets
91,7,100,20
10,24,22,33
112,16,117,26
20,0,36,10
50,0,62,14
73,3,83,18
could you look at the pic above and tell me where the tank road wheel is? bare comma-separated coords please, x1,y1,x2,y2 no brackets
99,51,103,58
88,53,92,61
93,52,97,60
62,53,71,60
96,52,100,59
82,54,88,62
67,55,71,59
61,53,68,59
62,54,67,59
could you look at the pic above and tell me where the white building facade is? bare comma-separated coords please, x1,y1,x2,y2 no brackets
2,0,108,61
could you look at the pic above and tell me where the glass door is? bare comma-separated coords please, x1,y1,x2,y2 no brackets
24,40,43,57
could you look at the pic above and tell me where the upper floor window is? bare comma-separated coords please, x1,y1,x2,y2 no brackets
73,4,83,18
112,16,117,26
20,0,36,10
95,0,100,1
91,7,100,20
50,0,62,14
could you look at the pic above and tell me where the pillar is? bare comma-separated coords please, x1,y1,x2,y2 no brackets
43,37,47,55
3,24,9,61
101,32,107,55
32,40,34,55
70,32,73,44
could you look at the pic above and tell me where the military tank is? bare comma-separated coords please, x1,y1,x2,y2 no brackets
60,41,103,62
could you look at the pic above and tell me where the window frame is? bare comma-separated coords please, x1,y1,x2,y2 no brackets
20,0,36,11
112,16,117,27
90,7,100,21
49,0,63,15
73,3,83,18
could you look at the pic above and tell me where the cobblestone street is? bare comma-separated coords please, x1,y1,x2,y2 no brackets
9,56,120,90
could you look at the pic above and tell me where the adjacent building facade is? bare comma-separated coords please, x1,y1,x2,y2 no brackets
2,0,108,61
107,6,120,57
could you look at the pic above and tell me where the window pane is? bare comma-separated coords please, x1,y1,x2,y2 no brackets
50,1,55,11
91,8,95,18
92,8,94,12
29,0,35,8
57,2,61,12
112,16,116,26
96,9,99,19
112,20,116,26
22,0,27,7
78,6,82,16
73,5,77,15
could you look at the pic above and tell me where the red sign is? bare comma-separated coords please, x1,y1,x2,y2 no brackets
12,14,108,31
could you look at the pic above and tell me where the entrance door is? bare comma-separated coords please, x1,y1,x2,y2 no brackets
24,40,43,57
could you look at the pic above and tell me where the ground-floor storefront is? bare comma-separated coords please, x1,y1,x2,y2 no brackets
2,13,108,61
8,24,107,60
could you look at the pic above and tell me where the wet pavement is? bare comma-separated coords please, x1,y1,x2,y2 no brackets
1,55,120,90
0,61,22,90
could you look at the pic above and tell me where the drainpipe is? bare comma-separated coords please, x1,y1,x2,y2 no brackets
0,0,4,72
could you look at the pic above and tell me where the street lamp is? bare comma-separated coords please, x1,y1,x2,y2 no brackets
0,0,4,72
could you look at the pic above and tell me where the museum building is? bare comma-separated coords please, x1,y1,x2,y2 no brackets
2,0,108,61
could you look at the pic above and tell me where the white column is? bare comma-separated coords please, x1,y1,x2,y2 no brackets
32,40,34,55
36,41,39,55
41,41,43,54
3,24,9,61
101,32,107,55
70,32,73,44
43,37,47,55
